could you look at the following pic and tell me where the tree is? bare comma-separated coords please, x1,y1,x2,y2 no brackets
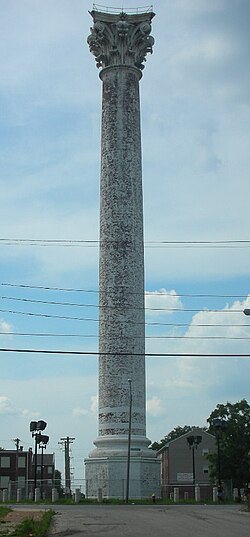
54,469,64,497
207,399,250,494
150,425,200,450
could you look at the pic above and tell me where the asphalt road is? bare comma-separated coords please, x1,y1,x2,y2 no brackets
13,503,248,537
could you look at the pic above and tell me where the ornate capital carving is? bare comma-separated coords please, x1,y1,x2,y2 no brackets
87,10,155,71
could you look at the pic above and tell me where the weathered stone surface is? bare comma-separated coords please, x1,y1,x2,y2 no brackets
87,10,155,70
98,65,146,439
85,8,160,498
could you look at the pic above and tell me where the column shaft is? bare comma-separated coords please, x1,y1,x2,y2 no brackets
98,65,146,439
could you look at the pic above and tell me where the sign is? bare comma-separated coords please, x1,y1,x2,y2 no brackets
177,473,193,482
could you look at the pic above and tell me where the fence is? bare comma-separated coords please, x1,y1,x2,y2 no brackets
92,4,153,15
0,479,248,503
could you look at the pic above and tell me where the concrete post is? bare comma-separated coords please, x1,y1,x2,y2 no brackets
97,488,103,503
16,488,22,502
75,489,81,503
213,486,217,502
52,488,58,503
233,488,238,501
3,489,8,502
34,487,41,502
174,488,179,502
195,486,200,502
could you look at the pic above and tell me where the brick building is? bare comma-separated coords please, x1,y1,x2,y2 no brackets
0,448,55,499
157,427,216,500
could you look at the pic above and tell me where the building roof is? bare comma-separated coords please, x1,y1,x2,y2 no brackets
156,427,216,455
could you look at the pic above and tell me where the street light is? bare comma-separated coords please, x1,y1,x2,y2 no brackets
29,420,47,499
212,418,227,486
187,435,202,498
38,435,49,499
125,379,132,504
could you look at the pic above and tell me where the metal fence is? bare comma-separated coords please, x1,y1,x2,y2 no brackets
92,4,153,15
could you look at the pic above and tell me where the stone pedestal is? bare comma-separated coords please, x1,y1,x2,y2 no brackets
85,7,160,498
86,455,160,499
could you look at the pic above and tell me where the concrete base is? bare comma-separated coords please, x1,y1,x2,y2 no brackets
85,452,160,499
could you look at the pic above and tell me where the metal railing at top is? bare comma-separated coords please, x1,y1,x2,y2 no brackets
92,4,153,14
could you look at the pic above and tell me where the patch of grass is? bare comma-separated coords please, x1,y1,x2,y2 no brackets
4,510,54,537
0,507,11,521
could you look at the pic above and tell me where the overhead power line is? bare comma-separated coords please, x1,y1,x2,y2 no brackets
0,324,249,336
0,347,249,357
0,308,248,324
1,294,249,312
0,238,249,248
0,331,249,340
1,282,249,299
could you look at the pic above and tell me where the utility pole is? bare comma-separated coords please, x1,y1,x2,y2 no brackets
59,437,75,497
12,438,22,493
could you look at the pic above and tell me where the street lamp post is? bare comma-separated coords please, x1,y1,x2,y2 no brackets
29,420,47,500
187,435,202,498
125,379,132,503
39,435,49,499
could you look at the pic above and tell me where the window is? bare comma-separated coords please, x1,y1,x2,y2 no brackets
202,448,209,456
18,457,26,469
47,466,53,475
0,476,9,488
0,457,10,468
203,466,209,474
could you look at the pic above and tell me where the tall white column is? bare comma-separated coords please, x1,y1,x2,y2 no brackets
85,7,160,499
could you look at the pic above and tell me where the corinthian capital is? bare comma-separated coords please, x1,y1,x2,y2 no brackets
87,9,155,71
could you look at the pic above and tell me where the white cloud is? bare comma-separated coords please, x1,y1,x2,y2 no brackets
146,396,163,417
72,407,88,417
146,289,183,317
72,395,97,417
21,409,40,418
0,396,14,414
0,320,12,333
90,395,98,414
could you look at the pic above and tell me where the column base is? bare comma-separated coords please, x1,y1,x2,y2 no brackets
85,436,161,499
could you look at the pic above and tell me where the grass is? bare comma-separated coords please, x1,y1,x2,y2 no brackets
0,509,54,537
0,507,11,521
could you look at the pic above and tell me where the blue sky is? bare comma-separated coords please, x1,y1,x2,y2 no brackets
0,0,249,488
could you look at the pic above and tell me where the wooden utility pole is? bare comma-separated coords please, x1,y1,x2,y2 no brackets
59,436,75,497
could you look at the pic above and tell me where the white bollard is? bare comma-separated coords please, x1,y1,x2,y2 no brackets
35,488,41,502
174,487,179,502
97,488,103,503
3,489,8,502
16,488,22,502
233,488,238,501
52,488,59,503
213,487,217,502
195,486,200,502
75,488,81,504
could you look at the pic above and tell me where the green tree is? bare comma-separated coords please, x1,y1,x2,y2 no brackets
54,469,64,497
150,425,199,450
207,399,250,494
